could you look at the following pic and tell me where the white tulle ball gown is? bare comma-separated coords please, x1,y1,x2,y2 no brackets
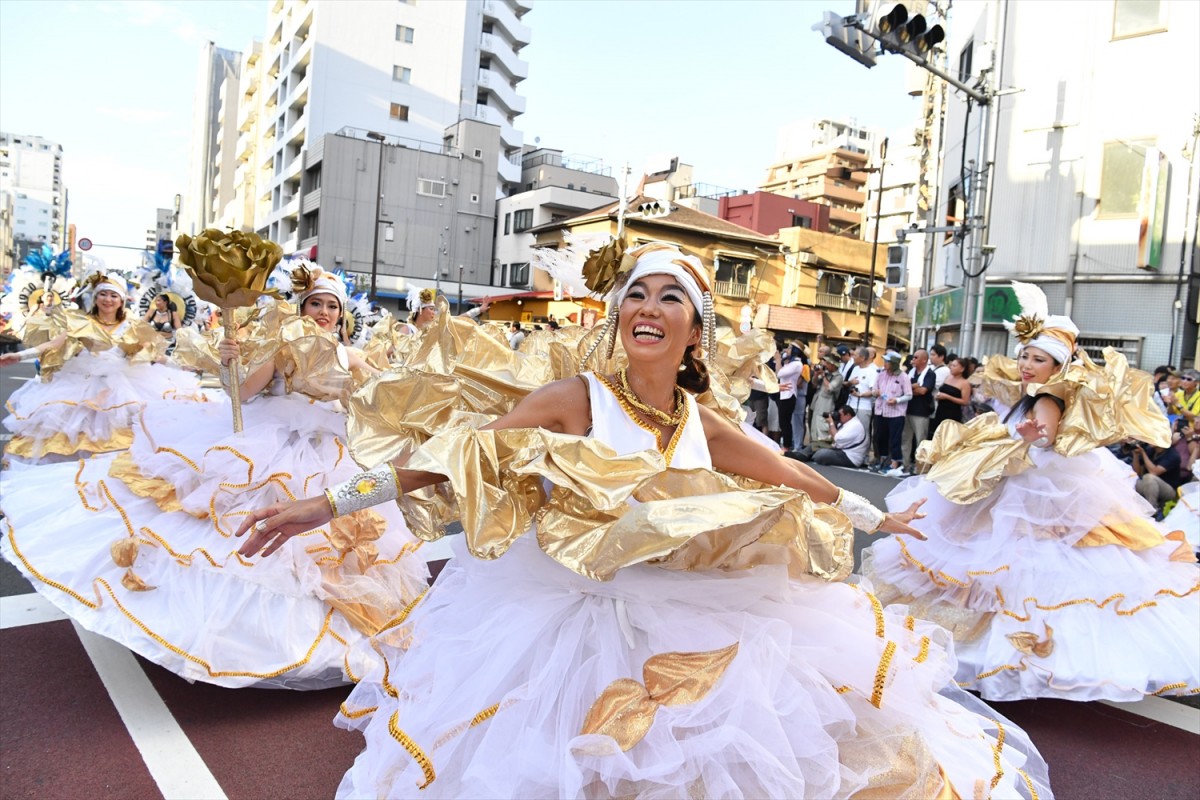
332,373,1052,799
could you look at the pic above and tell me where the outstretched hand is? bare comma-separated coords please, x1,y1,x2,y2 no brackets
235,495,334,557
1015,418,1047,444
879,498,927,540
0,353,20,368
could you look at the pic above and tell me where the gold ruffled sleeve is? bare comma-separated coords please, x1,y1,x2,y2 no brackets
274,316,353,403
395,425,854,583
916,412,1033,505
114,319,168,365
170,303,282,380
981,348,1170,456
21,307,114,378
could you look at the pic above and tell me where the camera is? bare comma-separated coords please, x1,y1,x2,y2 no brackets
822,411,833,419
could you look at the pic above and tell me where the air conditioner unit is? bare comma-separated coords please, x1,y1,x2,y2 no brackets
795,251,819,265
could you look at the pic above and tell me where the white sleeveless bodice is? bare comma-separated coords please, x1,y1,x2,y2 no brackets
583,372,711,470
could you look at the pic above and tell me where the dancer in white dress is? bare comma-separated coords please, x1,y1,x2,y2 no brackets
239,242,1052,799
1,272,200,462
0,266,428,689
862,283,1200,702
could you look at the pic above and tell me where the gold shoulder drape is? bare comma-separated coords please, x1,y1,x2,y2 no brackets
23,307,167,378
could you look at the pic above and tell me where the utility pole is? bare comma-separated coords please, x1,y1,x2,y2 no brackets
366,131,386,302
863,137,888,347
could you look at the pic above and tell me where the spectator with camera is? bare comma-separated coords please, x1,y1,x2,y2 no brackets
1131,437,1185,516
805,404,870,467
796,354,843,454
1172,369,1200,425
845,346,878,436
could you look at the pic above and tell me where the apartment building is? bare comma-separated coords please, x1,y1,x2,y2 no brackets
921,0,1200,366
179,43,241,237
760,147,871,237
206,0,531,255
0,133,67,260
493,148,617,290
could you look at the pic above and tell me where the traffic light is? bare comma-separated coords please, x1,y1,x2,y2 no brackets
871,3,945,58
813,11,877,69
884,243,908,288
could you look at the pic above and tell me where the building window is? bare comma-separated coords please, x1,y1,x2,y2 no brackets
503,212,511,234
396,25,414,43
1113,0,1165,38
390,103,409,121
1099,139,1153,217
714,256,754,285
392,65,411,83
512,209,533,232
469,193,480,204
472,147,483,159
509,262,530,286
417,178,446,198
792,214,813,229
550,214,567,223
958,39,973,82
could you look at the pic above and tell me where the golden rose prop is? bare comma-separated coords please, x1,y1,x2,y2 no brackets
1012,314,1044,345
581,238,637,297
176,229,284,432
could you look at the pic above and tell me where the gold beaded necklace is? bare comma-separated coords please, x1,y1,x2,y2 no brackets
615,368,685,427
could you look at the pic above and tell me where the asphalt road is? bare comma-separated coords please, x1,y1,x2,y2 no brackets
1,363,1197,799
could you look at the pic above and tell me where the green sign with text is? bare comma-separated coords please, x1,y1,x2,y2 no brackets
915,286,1019,328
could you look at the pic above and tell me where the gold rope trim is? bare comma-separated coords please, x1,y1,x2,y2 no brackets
903,615,915,631
371,638,400,699
4,397,143,420
378,587,430,634
897,537,973,588
339,702,378,720
913,636,931,664
867,591,885,638
995,583,1200,622
387,712,436,790
870,641,896,708
5,519,342,680
832,684,853,694
1017,768,1040,800
988,719,1007,791
74,459,105,512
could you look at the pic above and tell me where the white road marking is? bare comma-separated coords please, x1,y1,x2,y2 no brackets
71,621,229,800
1101,696,1200,735
0,592,68,628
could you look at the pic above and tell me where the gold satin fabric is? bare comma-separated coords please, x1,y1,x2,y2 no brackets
579,643,739,752
107,452,197,516
393,425,855,583
7,427,134,458
1075,515,1170,551
924,347,1170,504
21,308,165,378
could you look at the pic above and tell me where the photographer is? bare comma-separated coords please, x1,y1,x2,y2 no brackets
1131,438,1183,516
788,405,869,468
804,354,843,452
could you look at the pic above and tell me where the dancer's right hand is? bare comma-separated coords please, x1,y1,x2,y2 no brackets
235,495,334,557
218,338,240,366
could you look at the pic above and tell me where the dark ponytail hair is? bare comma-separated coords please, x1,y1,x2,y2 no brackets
677,344,710,394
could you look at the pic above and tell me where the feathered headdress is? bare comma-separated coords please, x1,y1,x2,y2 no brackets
407,287,436,314
284,257,346,308
23,245,72,280
1003,281,1078,364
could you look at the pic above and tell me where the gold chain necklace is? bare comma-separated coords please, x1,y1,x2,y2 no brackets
615,368,685,427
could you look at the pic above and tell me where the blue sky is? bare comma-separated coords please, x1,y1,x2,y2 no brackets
0,0,917,267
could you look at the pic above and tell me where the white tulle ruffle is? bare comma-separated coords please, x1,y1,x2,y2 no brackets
863,445,1200,701
0,392,428,689
334,536,1050,799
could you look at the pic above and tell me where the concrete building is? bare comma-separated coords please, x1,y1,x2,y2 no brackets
145,208,175,252
205,0,531,253
717,191,830,236
760,147,870,237
776,117,882,160
0,133,67,260
0,191,15,276
918,0,1200,368
493,147,617,290
298,120,502,312
180,43,242,237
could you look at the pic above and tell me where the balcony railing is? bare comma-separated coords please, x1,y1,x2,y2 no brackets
714,280,750,299
816,291,866,312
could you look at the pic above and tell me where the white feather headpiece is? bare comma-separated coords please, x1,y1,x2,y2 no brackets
1002,281,1078,364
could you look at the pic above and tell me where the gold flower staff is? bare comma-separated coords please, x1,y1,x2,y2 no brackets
176,229,283,433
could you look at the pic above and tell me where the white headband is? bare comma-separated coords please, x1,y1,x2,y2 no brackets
611,249,709,314
298,273,345,309
93,279,127,301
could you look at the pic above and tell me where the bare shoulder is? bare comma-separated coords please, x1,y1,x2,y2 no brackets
494,375,591,434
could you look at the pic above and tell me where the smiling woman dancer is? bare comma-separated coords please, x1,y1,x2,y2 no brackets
0,271,198,461
862,283,1200,702
237,242,1051,799
0,263,428,689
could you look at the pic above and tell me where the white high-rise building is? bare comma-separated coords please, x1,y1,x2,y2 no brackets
180,43,242,237
209,0,531,252
775,117,882,161
0,133,67,260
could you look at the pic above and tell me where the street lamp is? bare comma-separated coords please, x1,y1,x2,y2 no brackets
366,130,386,302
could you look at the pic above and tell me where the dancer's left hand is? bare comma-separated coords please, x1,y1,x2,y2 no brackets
879,498,927,539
